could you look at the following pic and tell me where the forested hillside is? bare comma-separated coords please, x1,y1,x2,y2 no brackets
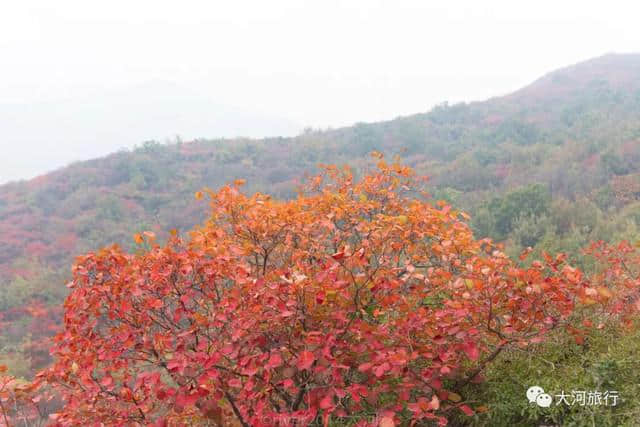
1,53,640,380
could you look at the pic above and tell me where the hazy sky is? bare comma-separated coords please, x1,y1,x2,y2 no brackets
1,0,639,184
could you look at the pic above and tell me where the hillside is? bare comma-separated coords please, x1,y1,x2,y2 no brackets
1,53,640,376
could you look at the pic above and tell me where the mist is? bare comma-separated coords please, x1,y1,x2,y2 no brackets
1,0,638,183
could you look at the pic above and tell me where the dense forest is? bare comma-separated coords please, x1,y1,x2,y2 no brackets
1,53,640,425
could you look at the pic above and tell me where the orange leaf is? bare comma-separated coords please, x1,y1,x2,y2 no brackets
429,395,440,410
149,299,164,309
379,417,395,427
597,286,613,299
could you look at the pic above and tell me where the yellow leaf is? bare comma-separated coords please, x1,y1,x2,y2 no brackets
597,286,613,299
195,191,204,200
448,392,462,402
71,362,78,374
234,179,246,186
133,233,144,244
396,215,408,224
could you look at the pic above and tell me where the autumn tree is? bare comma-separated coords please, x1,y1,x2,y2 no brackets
0,365,55,426
36,156,634,426
582,240,640,328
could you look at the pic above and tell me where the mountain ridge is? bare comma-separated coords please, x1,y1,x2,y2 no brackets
4,52,639,187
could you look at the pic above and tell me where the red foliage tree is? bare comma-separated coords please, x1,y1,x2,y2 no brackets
31,156,636,426
582,240,640,328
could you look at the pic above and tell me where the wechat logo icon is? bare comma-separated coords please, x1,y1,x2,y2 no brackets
527,386,553,408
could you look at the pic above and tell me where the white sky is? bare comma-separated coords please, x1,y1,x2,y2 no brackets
1,0,639,183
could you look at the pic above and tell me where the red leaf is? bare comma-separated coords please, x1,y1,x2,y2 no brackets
167,359,183,373
228,378,242,388
373,362,390,378
265,352,283,370
100,375,113,388
459,404,475,416
463,341,479,361
176,392,200,408
319,393,334,409
156,388,168,400
297,350,315,370
282,378,294,389
357,362,373,372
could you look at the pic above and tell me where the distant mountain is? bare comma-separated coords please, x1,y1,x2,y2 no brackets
1,54,640,374
0,80,301,184
511,53,640,101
